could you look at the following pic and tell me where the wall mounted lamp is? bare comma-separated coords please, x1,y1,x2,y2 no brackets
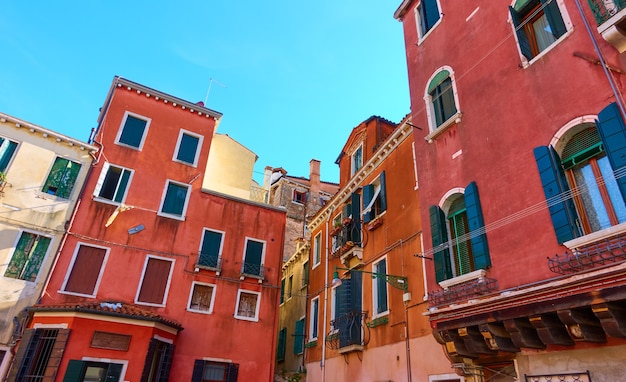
332,266,409,292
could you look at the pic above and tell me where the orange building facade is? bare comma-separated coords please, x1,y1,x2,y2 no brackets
10,77,286,382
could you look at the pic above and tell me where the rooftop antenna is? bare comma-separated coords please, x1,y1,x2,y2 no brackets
204,78,227,105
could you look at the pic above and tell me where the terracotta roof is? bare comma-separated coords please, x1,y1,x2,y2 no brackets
30,301,183,331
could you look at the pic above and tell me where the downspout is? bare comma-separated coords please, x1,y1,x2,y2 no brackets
573,0,626,120
320,210,331,382
399,239,412,382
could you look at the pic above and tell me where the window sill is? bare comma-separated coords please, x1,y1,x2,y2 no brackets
366,216,384,231
424,111,463,143
563,222,626,250
366,315,389,328
58,290,96,299
521,30,572,68
187,308,213,315
156,212,186,221
416,17,443,46
438,269,486,290
172,158,198,168
234,315,259,322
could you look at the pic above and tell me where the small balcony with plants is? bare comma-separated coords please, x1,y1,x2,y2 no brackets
588,0,626,52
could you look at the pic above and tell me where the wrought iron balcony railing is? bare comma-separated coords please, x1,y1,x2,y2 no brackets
326,311,369,352
196,253,222,272
240,262,265,279
330,221,361,257
588,0,626,26
428,277,498,308
547,232,626,274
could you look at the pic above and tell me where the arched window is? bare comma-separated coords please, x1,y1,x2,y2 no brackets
425,68,461,138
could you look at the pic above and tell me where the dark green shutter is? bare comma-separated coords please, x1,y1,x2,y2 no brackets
509,6,533,60
105,363,123,381
349,273,363,345
541,0,567,39
277,328,286,360
362,184,374,223
429,205,453,282
596,102,626,202
533,146,582,243
280,279,285,304
191,360,204,382
464,182,491,270
294,319,305,354
379,171,387,213
226,363,239,382
376,260,388,313
63,360,84,382
0,138,17,172
349,193,361,243
424,0,440,30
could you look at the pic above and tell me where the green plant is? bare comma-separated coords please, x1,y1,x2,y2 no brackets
0,171,6,182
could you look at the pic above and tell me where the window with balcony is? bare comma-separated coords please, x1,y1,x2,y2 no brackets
188,282,216,314
234,289,261,321
42,157,81,199
135,256,174,306
191,360,239,382
509,0,567,61
0,136,18,172
363,171,387,224
415,0,441,40
372,258,389,317
93,162,132,204
329,273,363,350
4,231,51,282
174,129,202,166
61,243,108,297
429,182,491,283
198,229,224,271
534,103,626,244
241,238,265,278
116,112,150,150
158,180,191,220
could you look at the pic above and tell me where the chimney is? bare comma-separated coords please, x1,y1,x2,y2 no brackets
309,159,321,196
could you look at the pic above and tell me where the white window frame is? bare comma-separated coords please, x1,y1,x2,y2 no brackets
92,162,134,205
157,180,191,221
424,66,463,142
372,256,390,318
198,228,225,270
173,129,203,167
330,285,339,332
115,111,151,151
309,296,320,341
313,233,322,268
187,281,217,314
0,136,19,172
2,229,53,283
351,144,363,176
241,237,266,277
292,189,307,205
287,274,293,300
59,242,110,298
0,345,11,379
414,0,443,45
80,357,129,382
134,255,175,307
234,289,261,322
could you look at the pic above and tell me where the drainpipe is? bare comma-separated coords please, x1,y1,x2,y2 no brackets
320,210,331,382
573,0,626,120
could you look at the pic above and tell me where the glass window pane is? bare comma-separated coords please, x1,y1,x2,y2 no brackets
575,164,611,231
237,292,258,317
598,156,626,224
119,115,147,148
162,183,188,216
532,14,557,52
0,138,18,172
99,166,122,200
177,134,200,164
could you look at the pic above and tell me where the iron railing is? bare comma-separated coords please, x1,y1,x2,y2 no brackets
330,221,361,257
588,0,626,25
240,262,265,278
326,311,368,350
525,370,591,382
547,233,626,274
429,277,498,307
196,253,222,272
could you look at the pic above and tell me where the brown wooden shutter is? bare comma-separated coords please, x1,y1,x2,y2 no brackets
138,258,172,304
64,245,106,295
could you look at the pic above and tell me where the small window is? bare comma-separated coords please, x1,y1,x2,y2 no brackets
187,282,216,314
294,318,305,355
277,327,286,361
136,256,174,306
427,70,459,130
288,275,293,299
280,278,285,305
293,189,307,204
309,297,319,340
159,180,191,219
61,243,108,297
510,0,567,61
198,229,224,270
63,360,124,382
9,328,68,381
372,258,389,317
241,238,265,278
4,232,51,282
351,145,363,176
313,233,322,267
42,157,81,199
302,261,309,287
93,162,132,203
192,360,239,382
116,112,150,150
234,290,261,321
141,339,174,382
174,130,202,166
363,171,387,223
0,136,18,172
415,0,441,39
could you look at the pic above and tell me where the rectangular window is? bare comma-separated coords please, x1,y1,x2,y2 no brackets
42,157,81,199
309,297,319,340
293,189,307,204
372,258,389,317
280,278,285,305
430,77,457,127
93,162,132,203
198,229,224,270
159,180,191,219
288,275,293,299
116,112,150,150
241,238,265,278
294,318,305,355
0,136,18,172
63,360,124,382
192,360,239,382
362,171,387,223
313,233,321,267
141,339,174,382
174,130,202,166
61,244,108,297
9,328,69,381
187,282,216,314
510,0,567,60
277,327,286,361
351,145,363,176
4,232,51,281
136,256,174,306
234,290,261,321
302,261,309,287
416,0,441,37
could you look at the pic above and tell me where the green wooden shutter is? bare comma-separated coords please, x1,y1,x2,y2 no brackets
509,6,533,60
375,260,388,313
350,192,361,243
541,0,567,38
362,184,374,223
596,102,626,202
191,360,204,382
464,182,491,270
379,171,387,213
533,146,582,244
429,205,453,282
4,232,32,279
277,328,286,360
226,363,239,382
294,319,305,354
63,360,85,382
22,236,51,282
280,279,285,304
0,138,18,172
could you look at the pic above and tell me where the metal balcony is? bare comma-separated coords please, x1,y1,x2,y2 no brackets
547,232,626,274
196,253,222,273
588,0,626,52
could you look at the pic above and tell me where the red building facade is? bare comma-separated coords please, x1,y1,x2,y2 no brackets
396,0,626,380
10,77,285,382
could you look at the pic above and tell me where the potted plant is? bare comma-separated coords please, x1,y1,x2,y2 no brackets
0,171,6,192
330,221,342,236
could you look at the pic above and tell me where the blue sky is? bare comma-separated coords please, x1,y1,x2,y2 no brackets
0,1,409,184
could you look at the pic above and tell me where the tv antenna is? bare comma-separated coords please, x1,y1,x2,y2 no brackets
204,78,227,105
